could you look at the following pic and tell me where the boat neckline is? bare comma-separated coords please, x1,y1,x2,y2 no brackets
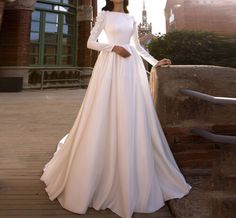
105,11,131,16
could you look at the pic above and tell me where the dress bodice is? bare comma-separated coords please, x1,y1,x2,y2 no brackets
87,10,159,67
103,11,134,45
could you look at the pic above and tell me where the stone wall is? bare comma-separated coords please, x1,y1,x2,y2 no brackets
149,65,236,129
150,65,236,218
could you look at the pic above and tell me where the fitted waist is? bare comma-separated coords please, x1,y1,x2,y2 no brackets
112,43,135,50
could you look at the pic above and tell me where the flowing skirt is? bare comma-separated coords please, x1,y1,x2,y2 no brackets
40,45,192,218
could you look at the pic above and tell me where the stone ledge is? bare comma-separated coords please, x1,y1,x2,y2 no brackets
149,65,236,129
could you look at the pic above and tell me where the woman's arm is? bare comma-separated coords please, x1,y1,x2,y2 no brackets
87,11,114,52
131,19,159,67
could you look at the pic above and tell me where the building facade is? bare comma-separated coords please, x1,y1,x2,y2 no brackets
0,0,98,88
165,0,236,35
138,0,152,38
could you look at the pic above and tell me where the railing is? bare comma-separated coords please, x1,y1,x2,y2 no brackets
191,128,236,144
27,67,150,90
180,88,236,105
28,67,93,90
180,88,236,144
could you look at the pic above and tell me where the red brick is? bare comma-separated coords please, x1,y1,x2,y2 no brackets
0,9,31,66
165,0,236,36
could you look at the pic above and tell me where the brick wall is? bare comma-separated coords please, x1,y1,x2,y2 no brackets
77,0,98,67
0,0,97,68
165,0,236,35
0,1,4,31
0,9,31,66
77,20,92,67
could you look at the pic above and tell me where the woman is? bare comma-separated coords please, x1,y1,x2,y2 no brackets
40,0,192,218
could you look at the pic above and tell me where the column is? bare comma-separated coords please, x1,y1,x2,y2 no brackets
0,0,5,31
0,0,36,66
77,0,94,67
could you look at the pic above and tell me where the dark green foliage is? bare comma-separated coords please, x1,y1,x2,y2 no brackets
148,30,236,68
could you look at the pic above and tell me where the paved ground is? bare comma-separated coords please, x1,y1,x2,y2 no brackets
0,88,172,218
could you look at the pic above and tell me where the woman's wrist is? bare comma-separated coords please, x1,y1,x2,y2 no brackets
112,45,118,52
154,61,160,67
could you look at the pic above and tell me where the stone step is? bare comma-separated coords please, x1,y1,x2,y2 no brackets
173,149,221,161
211,125,236,134
182,168,212,176
165,126,236,218
173,134,210,144
167,176,210,218
164,126,236,145
176,159,213,169
208,191,236,218
173,149,222,170
170,142,218,153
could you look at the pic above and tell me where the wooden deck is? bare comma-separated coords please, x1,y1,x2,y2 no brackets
0,89,172,218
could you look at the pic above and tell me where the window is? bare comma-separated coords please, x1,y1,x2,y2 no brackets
169,9,175,23
30,0,77,66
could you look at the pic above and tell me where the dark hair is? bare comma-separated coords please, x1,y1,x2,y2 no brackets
102,0,129,13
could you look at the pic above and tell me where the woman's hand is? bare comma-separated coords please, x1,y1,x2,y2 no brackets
154,58,172,67
112,45,131,58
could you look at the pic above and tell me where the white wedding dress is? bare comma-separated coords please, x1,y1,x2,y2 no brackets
40,10,192,218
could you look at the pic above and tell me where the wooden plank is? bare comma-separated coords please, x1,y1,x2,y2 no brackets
0,89,172,218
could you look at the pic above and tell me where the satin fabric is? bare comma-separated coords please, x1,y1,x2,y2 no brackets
40,11,192,218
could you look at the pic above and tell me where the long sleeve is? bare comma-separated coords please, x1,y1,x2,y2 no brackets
87,11,114,52
131,19,159,67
